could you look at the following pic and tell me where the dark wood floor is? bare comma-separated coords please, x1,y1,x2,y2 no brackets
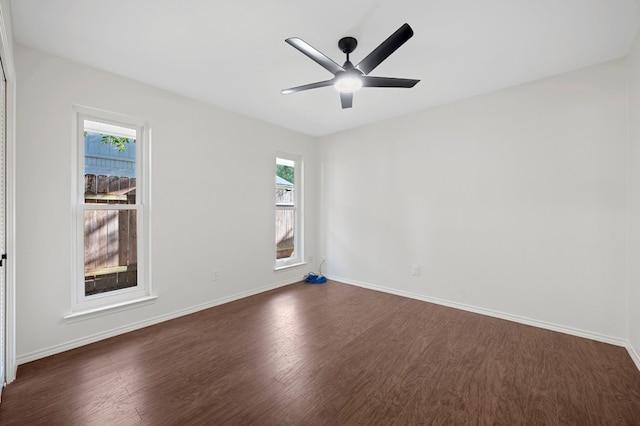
1,281,640,425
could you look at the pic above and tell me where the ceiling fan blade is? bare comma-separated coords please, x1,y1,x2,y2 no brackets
361,76,420,88
340,92,353,109
281,79,335,95
356,23,414,75
286,38,345,75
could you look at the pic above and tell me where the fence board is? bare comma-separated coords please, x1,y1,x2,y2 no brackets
129,210,137,265
118,210,128,268
97,175,108,195
97,207,107,269
106,210,118,268
85,174,96,196
108,176,119,196
84,210,97,272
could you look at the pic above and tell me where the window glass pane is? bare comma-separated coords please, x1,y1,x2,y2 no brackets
276,182,294,206
276,209,295,260
276,158,295,205
84,120,136,205
84,209,137,296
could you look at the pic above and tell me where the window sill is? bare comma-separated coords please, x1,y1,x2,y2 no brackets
63,295,158,322
274,261,307,271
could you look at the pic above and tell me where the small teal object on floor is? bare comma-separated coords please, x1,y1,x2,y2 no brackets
305,273,326,284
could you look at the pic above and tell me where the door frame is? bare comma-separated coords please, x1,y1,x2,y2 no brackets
0,0,17,384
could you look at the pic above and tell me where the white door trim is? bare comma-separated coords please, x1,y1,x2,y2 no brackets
0,0,17,384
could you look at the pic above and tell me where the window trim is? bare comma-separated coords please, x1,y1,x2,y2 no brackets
275,153,304,269
70,105,152,315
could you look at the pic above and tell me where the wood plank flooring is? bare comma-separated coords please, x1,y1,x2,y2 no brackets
1,280,640,425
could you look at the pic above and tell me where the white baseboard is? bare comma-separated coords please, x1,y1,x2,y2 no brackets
627,342,640,371
17,276,304,365
328,275,629,348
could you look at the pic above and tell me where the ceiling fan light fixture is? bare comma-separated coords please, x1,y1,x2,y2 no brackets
334,75,362,93
282,23,419,108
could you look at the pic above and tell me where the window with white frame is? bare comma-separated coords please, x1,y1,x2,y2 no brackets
275,154,303,268
70,107,152,315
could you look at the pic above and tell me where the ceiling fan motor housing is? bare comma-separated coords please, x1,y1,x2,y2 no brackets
338,36,358,54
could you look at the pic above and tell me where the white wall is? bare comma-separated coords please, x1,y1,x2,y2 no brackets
13,41,636,363
628,30,640,364
15,45,318,361
319,60,629,342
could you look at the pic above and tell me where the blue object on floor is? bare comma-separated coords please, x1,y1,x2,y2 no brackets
305,273,327,284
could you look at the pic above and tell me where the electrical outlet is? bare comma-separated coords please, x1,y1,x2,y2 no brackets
212,269,219,281
411,265,421,276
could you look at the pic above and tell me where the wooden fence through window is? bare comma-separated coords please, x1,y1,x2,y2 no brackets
84,174,137,295
276,188,294,259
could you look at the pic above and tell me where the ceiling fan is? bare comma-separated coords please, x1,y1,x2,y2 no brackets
281,23,420,109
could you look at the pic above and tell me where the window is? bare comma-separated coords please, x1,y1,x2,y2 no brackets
70,107,153,316
275,154,303,268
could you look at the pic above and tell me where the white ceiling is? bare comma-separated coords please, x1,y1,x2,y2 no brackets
9,0,640,137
